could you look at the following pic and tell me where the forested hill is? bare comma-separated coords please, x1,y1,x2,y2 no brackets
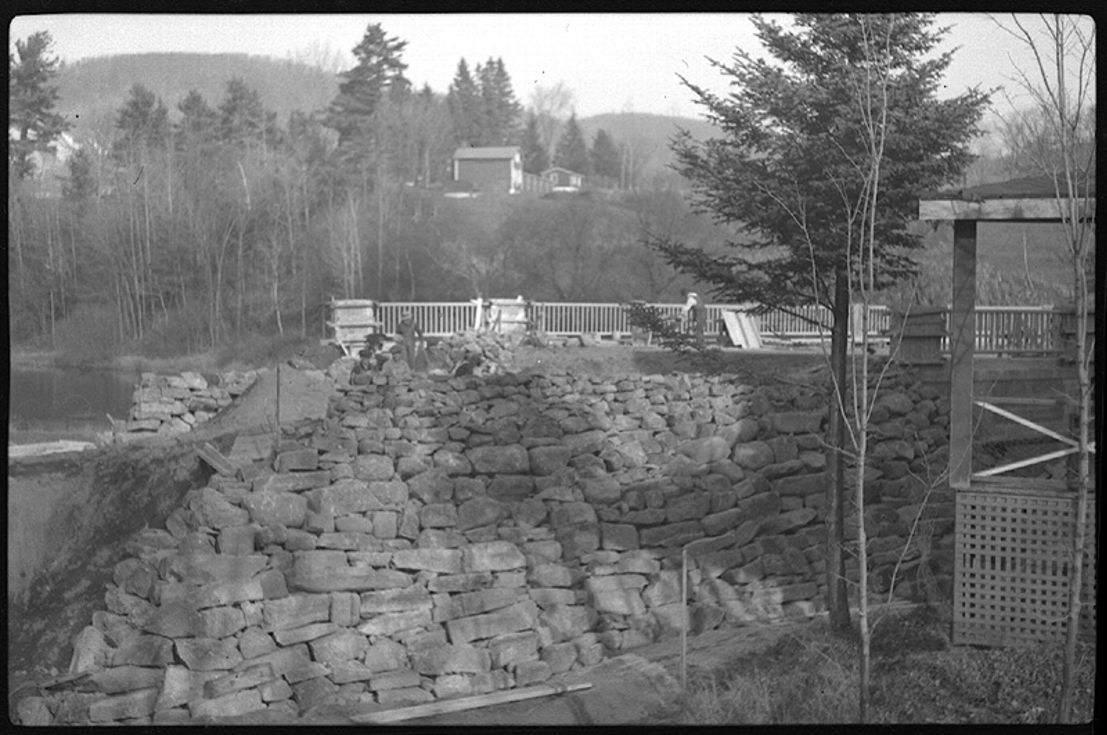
55,53,340,135
580,112,719,181
53,53,715,170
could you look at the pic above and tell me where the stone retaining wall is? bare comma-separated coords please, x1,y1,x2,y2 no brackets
119,371,260,439
30,365,954,725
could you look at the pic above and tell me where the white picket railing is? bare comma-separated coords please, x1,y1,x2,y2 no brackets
964,305,1062,355
370,302,890,342
344,301,1064,354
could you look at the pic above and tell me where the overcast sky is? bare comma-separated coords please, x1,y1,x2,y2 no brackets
8,13,1089,121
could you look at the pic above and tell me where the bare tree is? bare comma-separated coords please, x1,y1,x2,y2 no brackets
989,13,1095,724
291,40,352,75
836,17,896,721
530,81,575,161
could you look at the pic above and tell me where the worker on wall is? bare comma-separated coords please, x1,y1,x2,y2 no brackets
349,348,376,385
395,310,425,369
349,333,389,384
682,291,707,348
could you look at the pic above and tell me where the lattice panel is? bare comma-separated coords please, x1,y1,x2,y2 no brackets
954,488,1096,647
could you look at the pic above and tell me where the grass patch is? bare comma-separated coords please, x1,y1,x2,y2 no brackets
664,604,1096,724
673,622,861,724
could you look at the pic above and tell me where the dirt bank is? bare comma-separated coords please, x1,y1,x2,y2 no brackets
7,439,215,685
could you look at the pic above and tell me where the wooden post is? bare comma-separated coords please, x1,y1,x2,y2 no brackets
850,302,865,344
949,219,977,489
681,546,688,696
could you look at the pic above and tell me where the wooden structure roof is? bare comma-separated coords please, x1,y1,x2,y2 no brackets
919,175,1095,222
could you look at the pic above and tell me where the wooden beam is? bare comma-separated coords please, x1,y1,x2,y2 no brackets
974,400,1082,449
974,446,1079,478
350,681,593,724
975,396,1066,407
196,442,238,476
949,220,976,489
918,196,1095,221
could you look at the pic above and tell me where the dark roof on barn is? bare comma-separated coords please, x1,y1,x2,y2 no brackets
453,146,520,160
921,175,1095,201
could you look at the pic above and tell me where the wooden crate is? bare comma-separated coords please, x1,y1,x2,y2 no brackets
954,481,1096,647
326,299,381,354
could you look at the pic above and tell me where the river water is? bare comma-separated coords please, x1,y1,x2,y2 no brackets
8,367,140,429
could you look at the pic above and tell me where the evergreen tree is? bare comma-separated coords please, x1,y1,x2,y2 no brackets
447,58,483,147
492,59,522,145
521,111,549,173
477,61,496,146
590,128,621,180
479,57,522,147
113,83,170,162
175,89,219,147
389,74,413,103
655,13,989,633
62,146,97,205
9,31,70,179
327,23,409,146
218,78,279,149
553,113,591,174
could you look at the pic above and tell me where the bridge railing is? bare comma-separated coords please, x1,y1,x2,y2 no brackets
361,301,1065,354
376,302,474,337
960,305,1063,355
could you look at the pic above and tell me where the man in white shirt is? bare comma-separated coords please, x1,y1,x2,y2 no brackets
682,292,706,348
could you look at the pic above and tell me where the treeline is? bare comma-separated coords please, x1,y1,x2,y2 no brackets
9,26,726,358
54,53,340,137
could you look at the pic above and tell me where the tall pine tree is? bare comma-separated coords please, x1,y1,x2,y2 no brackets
326,23,409,146
218,78,279,150
113,84,170,164
590,128,621,180
9,31,70,179
657,13,990,633
447,59,483,147
480,58,522,146
175,90,219,148
553,113,591,174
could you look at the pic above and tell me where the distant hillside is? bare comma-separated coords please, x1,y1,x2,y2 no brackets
55,53,339,141
579,112,719,184
51,53,714,184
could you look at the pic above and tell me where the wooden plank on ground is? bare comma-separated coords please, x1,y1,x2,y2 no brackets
350,682,593,724
196,442,238,476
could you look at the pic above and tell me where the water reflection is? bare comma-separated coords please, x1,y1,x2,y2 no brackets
8,368,139,425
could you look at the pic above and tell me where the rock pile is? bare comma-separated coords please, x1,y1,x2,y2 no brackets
424,331,525,376
25,366,954,724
